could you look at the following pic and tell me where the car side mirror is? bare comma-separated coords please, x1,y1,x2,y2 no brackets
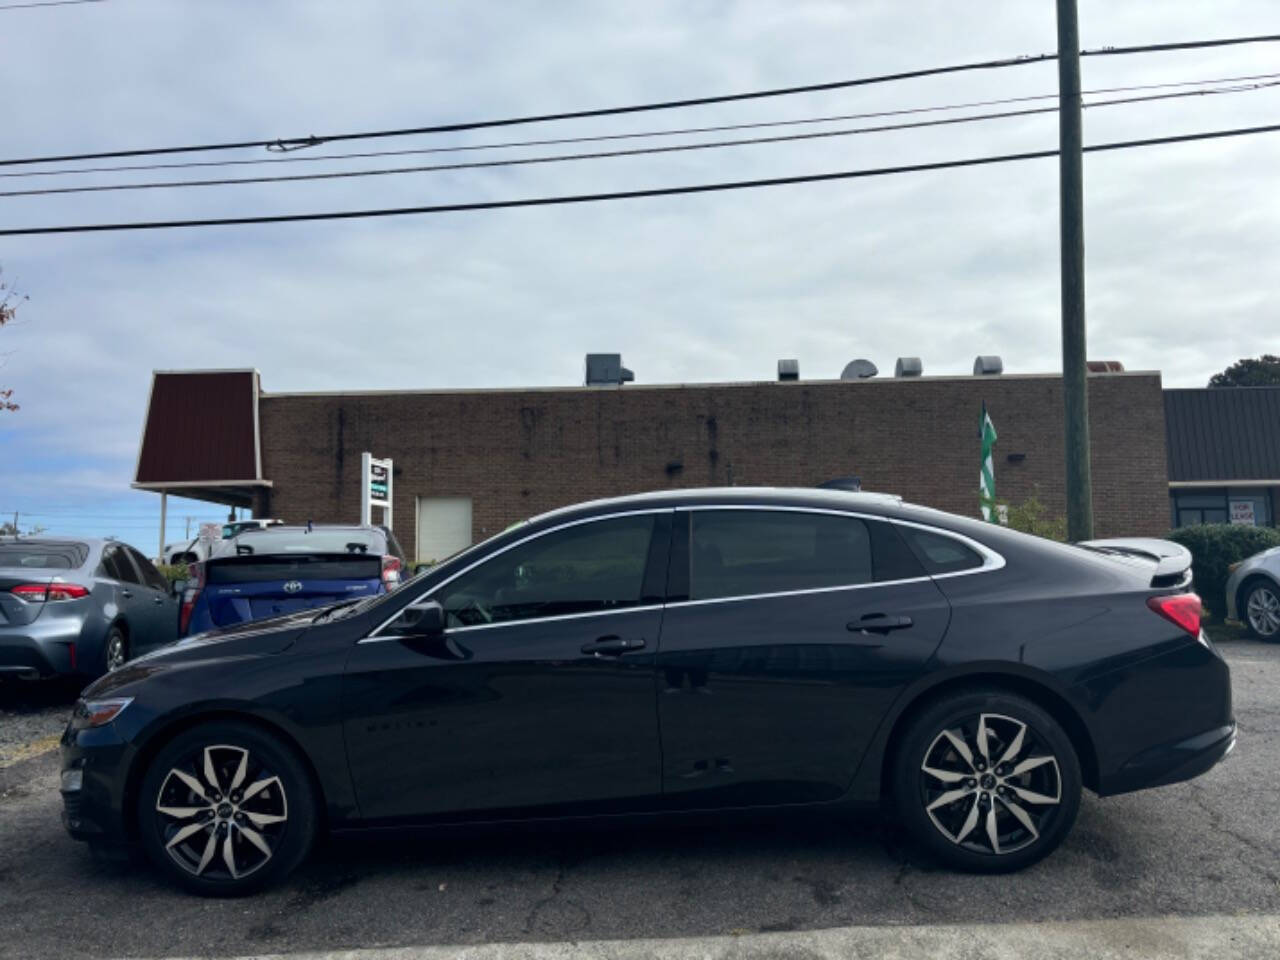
387,600,445,637
170,579,188,597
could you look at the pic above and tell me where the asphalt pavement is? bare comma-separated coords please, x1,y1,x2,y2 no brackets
1,641,1278,960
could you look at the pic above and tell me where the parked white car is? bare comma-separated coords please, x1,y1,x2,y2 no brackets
1226,545,1280,641
162,519,283,565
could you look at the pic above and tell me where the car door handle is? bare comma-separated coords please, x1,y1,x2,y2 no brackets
849,614,913,635
581,636,646,657
153,596,165,605
120,590,133,600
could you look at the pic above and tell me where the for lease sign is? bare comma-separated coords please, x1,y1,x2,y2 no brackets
1230,500,1256,526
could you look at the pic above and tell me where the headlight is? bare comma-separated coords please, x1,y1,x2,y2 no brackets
70,697,133,730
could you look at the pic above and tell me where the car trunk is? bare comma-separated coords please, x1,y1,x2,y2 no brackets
0,567,65,627
1076,538,1194,589
202,553,383,628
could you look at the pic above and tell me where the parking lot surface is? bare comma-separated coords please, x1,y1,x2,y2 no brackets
2,642,1278,960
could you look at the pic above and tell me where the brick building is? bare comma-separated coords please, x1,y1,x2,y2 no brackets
133,366,1171,561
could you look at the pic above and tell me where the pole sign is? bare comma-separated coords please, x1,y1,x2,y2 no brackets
361,452,393,529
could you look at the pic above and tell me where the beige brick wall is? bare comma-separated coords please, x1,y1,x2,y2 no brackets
255,372,1169,558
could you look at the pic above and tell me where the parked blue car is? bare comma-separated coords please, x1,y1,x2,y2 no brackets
179,525,407,636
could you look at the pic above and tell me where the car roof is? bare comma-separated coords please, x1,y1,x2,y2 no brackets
0,535,105,548
233,524,384,535
523,487,908,529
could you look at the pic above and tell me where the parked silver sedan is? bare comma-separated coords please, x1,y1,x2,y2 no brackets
0,537,178,680
1226,545,1280,641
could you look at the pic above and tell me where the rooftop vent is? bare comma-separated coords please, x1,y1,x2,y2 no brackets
894,357,923,378
584,353,634,386
840,359,879,380
777,359,799,381
1086,360,1126,373
973,355,1003,376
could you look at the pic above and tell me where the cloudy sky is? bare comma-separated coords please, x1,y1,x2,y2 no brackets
1,0,1278,553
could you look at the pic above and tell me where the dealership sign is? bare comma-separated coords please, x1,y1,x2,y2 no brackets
361,452,393,529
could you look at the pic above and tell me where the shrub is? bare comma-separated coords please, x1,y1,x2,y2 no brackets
1165,524,1280,617
999,493,1068,542
156,562,189,585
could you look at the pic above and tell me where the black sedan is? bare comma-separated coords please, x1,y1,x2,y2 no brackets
60,488,1234,895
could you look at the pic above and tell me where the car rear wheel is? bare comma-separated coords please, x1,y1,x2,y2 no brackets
892,689,1082,873
103,628,128,674
1243,580,1280,642
137,722,316,896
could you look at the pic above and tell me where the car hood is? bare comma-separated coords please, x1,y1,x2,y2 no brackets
82,611,318,699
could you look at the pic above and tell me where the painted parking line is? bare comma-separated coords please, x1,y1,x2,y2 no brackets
142,913,1280,960
0,732,60,769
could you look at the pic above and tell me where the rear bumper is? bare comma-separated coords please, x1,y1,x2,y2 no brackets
1101,722,1236,796
0,618,85,677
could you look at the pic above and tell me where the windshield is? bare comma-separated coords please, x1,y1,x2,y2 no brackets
224,528,385,556
0,541,89,569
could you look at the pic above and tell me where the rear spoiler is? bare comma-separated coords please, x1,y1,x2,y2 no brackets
1077,538,1193,589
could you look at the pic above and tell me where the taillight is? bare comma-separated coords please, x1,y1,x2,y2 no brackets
381,555,402,589
11,582,90,602
180,562,206,634
1147,592,1203,637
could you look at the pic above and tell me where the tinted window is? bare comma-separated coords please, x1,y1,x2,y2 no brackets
690,510,873,600
226,528,385,556
0,542,88,569
899,526,985,575
438,515,655,628
104,546,142,584
127,547,168,591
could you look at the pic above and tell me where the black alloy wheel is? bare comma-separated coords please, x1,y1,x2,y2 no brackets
893,689,1082,873
137,722,316,895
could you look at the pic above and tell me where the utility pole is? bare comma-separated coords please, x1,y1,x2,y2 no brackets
1057,0,1093,541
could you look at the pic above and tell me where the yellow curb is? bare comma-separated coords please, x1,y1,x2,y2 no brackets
0,732,61,769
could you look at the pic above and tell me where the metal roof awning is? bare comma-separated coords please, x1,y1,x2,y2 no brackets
1164,386,1280,485
131,369,270,507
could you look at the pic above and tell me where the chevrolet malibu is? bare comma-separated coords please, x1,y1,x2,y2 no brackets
60,488,1234,895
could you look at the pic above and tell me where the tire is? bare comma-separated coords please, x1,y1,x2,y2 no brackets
102,627,128,675
891,689,1082,873
1242,579,1280,642
137,722,317,896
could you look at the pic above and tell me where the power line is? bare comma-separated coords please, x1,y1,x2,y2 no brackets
3,121,1277,237
0,0,105,9
7,72,1277,181
5,82,1274,200
4,33,1279,168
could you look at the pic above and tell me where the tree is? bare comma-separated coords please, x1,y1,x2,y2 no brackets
1,267,27,413
1208,355,1280,388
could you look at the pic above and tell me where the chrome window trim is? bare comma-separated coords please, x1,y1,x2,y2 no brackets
361,503,1007,641
362,508,672,642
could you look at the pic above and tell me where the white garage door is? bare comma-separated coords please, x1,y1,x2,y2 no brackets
415,496,473,565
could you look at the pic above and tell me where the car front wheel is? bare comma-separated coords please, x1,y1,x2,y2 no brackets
892,689,1082,873
1243,580,1280,641
137,722,316,895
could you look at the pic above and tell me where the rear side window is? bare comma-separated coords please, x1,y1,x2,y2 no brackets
127,547,169,591
690,510,874,601
0,542,88,569
898,526,985,575
103,546,142,584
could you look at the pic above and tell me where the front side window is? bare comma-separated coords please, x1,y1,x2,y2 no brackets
438,515,656,628
689,510,875,601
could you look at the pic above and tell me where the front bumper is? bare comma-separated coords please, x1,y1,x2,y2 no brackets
59,720,133,844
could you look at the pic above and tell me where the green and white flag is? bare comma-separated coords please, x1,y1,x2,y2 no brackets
979,402,998,522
